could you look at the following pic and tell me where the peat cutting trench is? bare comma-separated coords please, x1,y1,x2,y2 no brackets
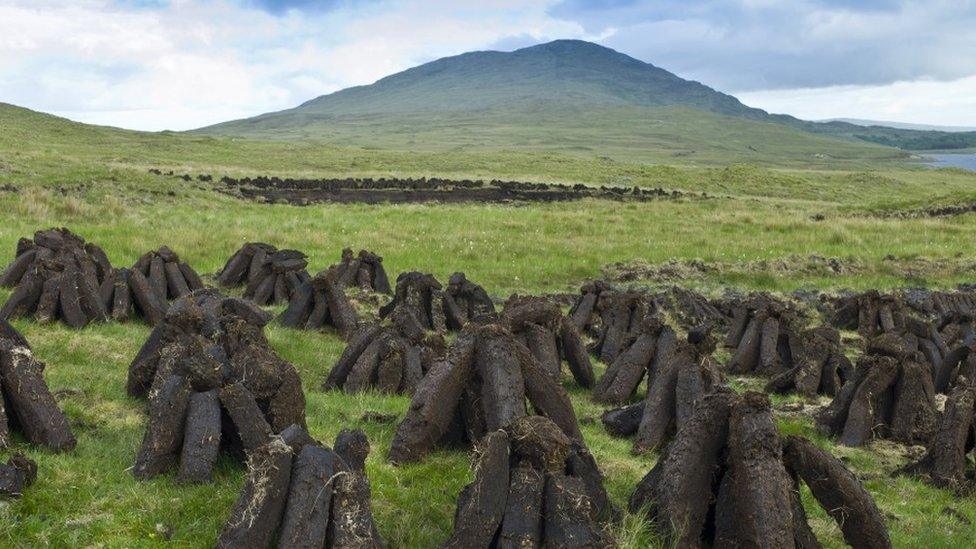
150,170,703,205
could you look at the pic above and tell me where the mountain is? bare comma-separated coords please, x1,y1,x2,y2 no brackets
822,119,976,133
197,40,974,164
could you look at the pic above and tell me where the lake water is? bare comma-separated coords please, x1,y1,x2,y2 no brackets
926,153,976,171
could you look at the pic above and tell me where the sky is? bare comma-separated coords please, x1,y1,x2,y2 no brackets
1,0,974,131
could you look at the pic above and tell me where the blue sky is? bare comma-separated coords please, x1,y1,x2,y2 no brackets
0,0,973,130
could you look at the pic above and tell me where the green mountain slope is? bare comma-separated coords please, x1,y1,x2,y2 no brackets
199,40,976,158
199,41,915,167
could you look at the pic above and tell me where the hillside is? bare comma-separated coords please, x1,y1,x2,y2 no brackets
198,40,976,161
198,41,908,167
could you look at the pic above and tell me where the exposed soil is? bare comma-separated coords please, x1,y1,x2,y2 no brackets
189,172,702,205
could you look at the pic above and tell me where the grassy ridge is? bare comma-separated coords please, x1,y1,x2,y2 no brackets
0,102,975,545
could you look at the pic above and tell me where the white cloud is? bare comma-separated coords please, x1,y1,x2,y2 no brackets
738,75,976,127
0,0,591,130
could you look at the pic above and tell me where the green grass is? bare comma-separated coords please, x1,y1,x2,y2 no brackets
0,101,975,546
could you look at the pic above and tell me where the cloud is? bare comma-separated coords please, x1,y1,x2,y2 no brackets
0,0,973,130
549,0,976,92
0,0,594,130
738,75,976,127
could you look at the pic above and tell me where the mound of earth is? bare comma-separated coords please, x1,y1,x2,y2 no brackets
217,243,310,306
764,325,853,397
0,228,113,327
444,416,612,548
217,427,383,548
388,322,585,464
830,290,911,338
630,390,891,548
128,290,306,481
0,453,36,498
277,267,360,337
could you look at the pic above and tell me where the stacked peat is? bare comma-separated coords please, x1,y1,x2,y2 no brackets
588,290,657,366
323,306,446,394
601,327,723,454
333,248,392,294
764,325,854,397
630,390,891,548
591,316,678,405
500,296,595,388
378,272,448,332
0,453,36,498
830,290,909,337
0,320,77,452
444,272,496,328
217,243,310,306
277,267,360,337
0,228,113,328
101,247,205,325
926,314,975,393
445,416,611,548
725,301,821,380
217,427,383,548
568,280,614,335
128,290,307,482
815,333,938,447
898,378,976,491
388,322,589,465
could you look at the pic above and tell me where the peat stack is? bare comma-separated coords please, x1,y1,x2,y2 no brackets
568,280,614,335
217,427,383,549
589,290,656,366
591,315,678,405
0,227,113,328
765,326,854,397
630,390,891,548
128,290,307,481
601,327,723,454
100,247,205,325
815,333,938,447
830,290,909,337
500,296,595,388
333,248,392,294
217,243,310,306
926,313,975,393
0,453,36,498
0,321,77,452
724,302,814,378
277,267,360,337
323,308,446,395
897,379,976,491
388,322,587,465
444,416,612,548
378,272,448,332
444,272,496,328
655,285,727,331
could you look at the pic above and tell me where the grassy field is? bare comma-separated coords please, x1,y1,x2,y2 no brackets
0,103,975,546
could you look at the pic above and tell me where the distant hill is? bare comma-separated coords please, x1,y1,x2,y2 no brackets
823,119,976,133
197,40,975,162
